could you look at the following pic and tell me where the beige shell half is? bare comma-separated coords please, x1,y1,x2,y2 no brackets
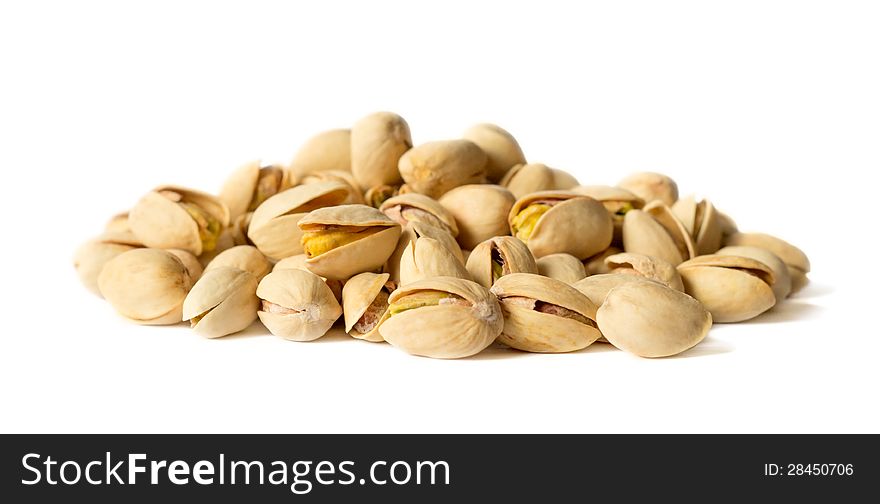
166,249,204,284
74,232,144,296
716,246,792,301
572,274,655,309
341,272,391,341
256,269,342,341
536,253,587,285
204,245,271,281
723,232,810,274
509,191,613,259
399,237,470,286
351,112,411,189
398,139,488,199
383,221,463,283
439,184,515,250
617,172,679,206
462,123,526,182
182,267,259,338
299,170,366,205
129,186,230,256
605,252,684,291
379,192,459,237
466,236,538,288
671,195,722,255
499,163,554,199
289,128,352,178
678,255,776,323
622,202,695,266
218,160,261,221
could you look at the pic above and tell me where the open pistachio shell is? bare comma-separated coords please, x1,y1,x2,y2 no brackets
717,246,791,301
219,160,290,221
617,172,679,206
204,245,271,281
572,185,645,246
289,128,351,178
379,276,503,359
364,184,401,208
462,123,526,182
399,236,470,286
98,248,196,325
384,221,463,283
342,272,393,342
351,112,411,189
182,267,259,338
466,236,538,288
672,195,722,255
583,246,622,276
605,252,684,291
300,170,366,205
536,253,587,285
499,163,578,199
723,232,810,295
398,140,488,199
677,254,776,323
490,273,601,353
256,269,342,341
74,231,144,297
438,184,515,250
622,201,695,265
247,181,350,261
380,192,459,237
597,281,712,358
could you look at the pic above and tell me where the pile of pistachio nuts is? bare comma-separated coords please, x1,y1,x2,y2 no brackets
74,112,811,359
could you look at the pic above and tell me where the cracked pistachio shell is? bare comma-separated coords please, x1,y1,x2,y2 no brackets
219,160,291,221
439,184,515,250
204,245,271,281
351,112,411,189
380,192,458,237
398,140,488,199
289,128,351,178
105,212,131,233
462,123,526,182
273,254,344,303
716,246,791,301
364,184,401,208
672,195,723,255
622,201,695,266
499,163,579,199
256,269,342,341
572,185,645,246
508,191,613,259
300,169,366,205
605,252,684,291
723,232,810,294
466,236,538,288
74,232,144,296
583,246,622,275
379,277,503,359
677,254,776,323
342,272,393,342
399,236,470,286
490,273,601,353
129,186,230,257
98,248,196,325
299,204,401,280
597,281,712,358
230,212,253,246
536,253,587,285
384,222,464,283
182,267,259,338
247,181,350,261
617,172,679,206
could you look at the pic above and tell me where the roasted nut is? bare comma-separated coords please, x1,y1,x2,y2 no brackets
299,170,366,205
289,128,351,178
74,231,143,297
166,248,204,283
672,195,723,255
384,221,464,282
583,246,622,276
219,160,290,221
490,273,601,353
399,236,470,285
622,201,695,266
351,112,411,189
204,245,271,281
677,254,776,323
573,273,654,309
723,232,810,295
398,140,488,198
364,184,400,208
439,184,515,250
605,252,684,291
130,186,230,256
509,191,613,259
499,163,579,199
466,236,538,288
182,267,260,338
379,277,503,359
571,185,644,246
462,123,526,182
716,246,791,301
272,253,344,302
256,269,342,341
617,172,679,206
536,253,587,285
380,192,459,237
342,272,395,342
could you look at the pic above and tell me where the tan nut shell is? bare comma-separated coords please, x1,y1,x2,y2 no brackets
166,249,204,284
204,245,271,281
300,170,366,205
351,112,411,189
256,269,342,341
379,277,503,359
98,248,196,325
384,222,464,283
379,192,459,237
229,212,253,246
622,201,695,265
342,272,392,342
74,232,143,297
182,267,259,338
105,212,131,233
439,184,515,250
572,274,654,309
490,273,601,353
462,123,526,182
605,252,684,291
466,236,538,288
289,128,351,178
398,140,488,199
509,191,613,259
717,246,791,301
536,253,587,285
677,255,776,323
399,236,470,286
672,195,723,255
500,163,579,199
219,160,292,221
723,232,810,274
571,185,645,245
597,281,712,358
583,247,622,276
617,172,679,206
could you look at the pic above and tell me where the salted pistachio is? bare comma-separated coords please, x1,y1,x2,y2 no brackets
438,184,515,250
272,254,344,302
219,160,291,221
490,273,601,353
723,232,810,295
229,212,254,246
499,163,579,199
379,277,503,359
597,281,712,358
74,231,144,297
399,236,470,286
605,252,684,291
98,248,197,325
351,112,411,189
677,254,776,323
617,171,679,206
384,221,464,282
398,140,488,199
572,274,654,309
299,204,401,280
462,123,526,182
508,191,613,259
466,236,538,288
342,272,395,342
256,269,342,341
204,245,271,281
289,128,351,178
571,185,645,246
380,192,459,237
536,253,587,285
622,200,695,266
364,184,401,208
671,195,722,255
105,212,131,233
247,181,350,261
182,267,259,338
300,169,366,205
583,246,622,275
717,246,791,301
129,186,230,257
166,249,204,283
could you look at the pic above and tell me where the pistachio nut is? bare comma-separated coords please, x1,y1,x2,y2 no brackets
622,201,695,266
219,160,290,221
571,185,644,246
272,254,344,302
398,140,488,199
572,273,654,309
717,210,739,240
129,186,230,256
605,252,684,291
399,236,470,285
229,212,254,246
490,273,601,353
384,221,464,282
74,231,143,297
204,245,271,281
438,184,515,250
677,254,776,323
105,212,131,233
247,181,350,261
466,236,538,288
379,276,503,359
256,269,342,341
342,272,395,342
182,267,260,338
499,163,579,199
508,191,613,259
364,184,401,208
196,229,236,267
723,232,810,295
671,195,722,255
583,246,622,276
461,123,526,182
617,171,679,206
299,204,402,280
299,169,366,205
716,246,791,301
97,248,197,325
166,249,204,283
289,128,351,178
351,112,411,189
379,192,459,237
536,253,587,285
597,281,712,358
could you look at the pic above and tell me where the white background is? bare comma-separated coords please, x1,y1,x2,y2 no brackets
1,0,878,433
